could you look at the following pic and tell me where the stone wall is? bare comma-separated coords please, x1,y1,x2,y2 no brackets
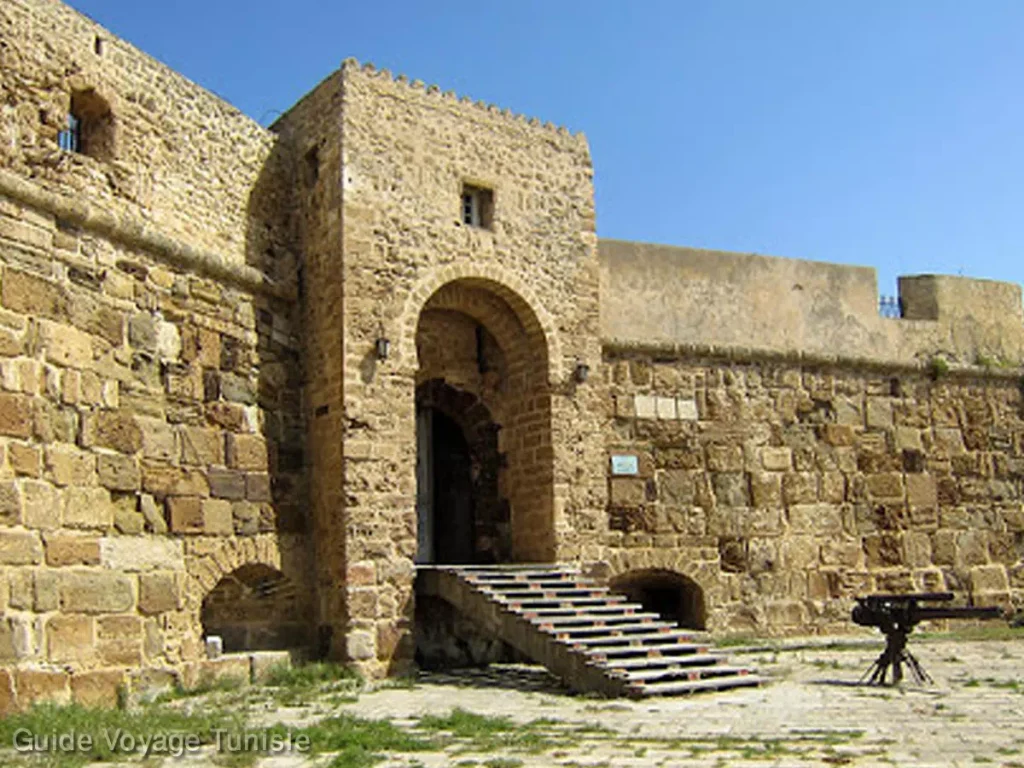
0,0,310,712
598,345,1023,634
600,240,1024,366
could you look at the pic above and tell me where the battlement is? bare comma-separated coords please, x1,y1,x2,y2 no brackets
338,58,587,143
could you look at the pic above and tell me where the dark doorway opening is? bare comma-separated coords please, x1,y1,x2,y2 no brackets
610,569,707,630
415,380,508,565
430,409,475,564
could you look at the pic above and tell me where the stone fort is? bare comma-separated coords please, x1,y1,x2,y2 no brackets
1,0,1022,708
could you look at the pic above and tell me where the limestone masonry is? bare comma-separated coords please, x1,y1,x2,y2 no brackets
0,0,1021,710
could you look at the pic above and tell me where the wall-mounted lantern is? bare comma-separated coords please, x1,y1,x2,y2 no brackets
375,336,391,362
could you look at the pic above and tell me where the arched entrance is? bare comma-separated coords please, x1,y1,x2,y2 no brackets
610,569,707,630
413,278,554,564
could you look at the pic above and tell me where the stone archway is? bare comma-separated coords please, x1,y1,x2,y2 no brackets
413,277,555,563
610,569,707,630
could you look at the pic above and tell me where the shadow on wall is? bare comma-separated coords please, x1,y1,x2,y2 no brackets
610,569,707,630
201,564,313,652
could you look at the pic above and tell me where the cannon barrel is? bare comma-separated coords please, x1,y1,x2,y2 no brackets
914,606,1004,621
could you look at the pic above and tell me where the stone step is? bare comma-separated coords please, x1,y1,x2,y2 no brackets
504,596,627,609
529,612,663,626
567,630,701,648
465,573,583,585
626,674,764,697
615,664,750,683
519,603,641,617
583,641,709,660
489,588,612,600
592,651,724,668
546,622,678,639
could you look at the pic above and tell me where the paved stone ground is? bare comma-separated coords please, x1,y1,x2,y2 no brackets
10,636,1024,766
313,637,1024,768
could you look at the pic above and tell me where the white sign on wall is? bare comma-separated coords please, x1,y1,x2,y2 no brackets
610,454,639,476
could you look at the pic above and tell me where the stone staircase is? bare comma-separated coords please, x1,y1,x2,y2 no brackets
416,564,762,697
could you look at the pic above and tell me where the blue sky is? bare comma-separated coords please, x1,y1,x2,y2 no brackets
69,1,1024,296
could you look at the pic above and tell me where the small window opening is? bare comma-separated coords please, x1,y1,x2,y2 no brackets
60,89,115,161
303,145,320,186
460,184,494,229
94,36,104,56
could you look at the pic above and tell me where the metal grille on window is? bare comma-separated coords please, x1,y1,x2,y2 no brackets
462,191,479,227
58,113,81,152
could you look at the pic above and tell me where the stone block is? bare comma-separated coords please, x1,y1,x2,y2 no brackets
0,530,43,564
676,398,698,420
47,615,95,663
0,669,14,715
84,411,142,454
142,463,209,497
202,498,233,534
712,472,749,507
904,531,932,568
0,392,33,437
181,426,224,465
61,486,113,530
659,470,695,506
609,477,645,506
34,570,59,611
345,630,375,661
955,529,989,567
250,651,291,683
707,445,744,472
0,481,22,525
99,536,183,571
2,269,65,318
140,418,177,461
15,669,70,707
9,442,41,476
71,670,126,708
750,472,782,508
787,504,842,536
782,473,817,505
906,474,937,507
865,397,893,429
22,480,61,529
167,496,203,533
864,533,904,568
969,564,1009,593
226,433,269,471
208,467,246,499
245,473,272,502
97,454,140,491
894,426,923,451
45,533,101,566
761,447,792,472
866,473,904,500
194,657,251,688
139,493,168,533
221,372,256,404
138,573,182,615
60,571,135,614
654,396,676,420
633,394,656,420
45,444,96,486
37,320,94,369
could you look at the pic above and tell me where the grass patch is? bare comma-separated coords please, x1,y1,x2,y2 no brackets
0,702,246,766
295,713,438,767
918,624,1021,643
